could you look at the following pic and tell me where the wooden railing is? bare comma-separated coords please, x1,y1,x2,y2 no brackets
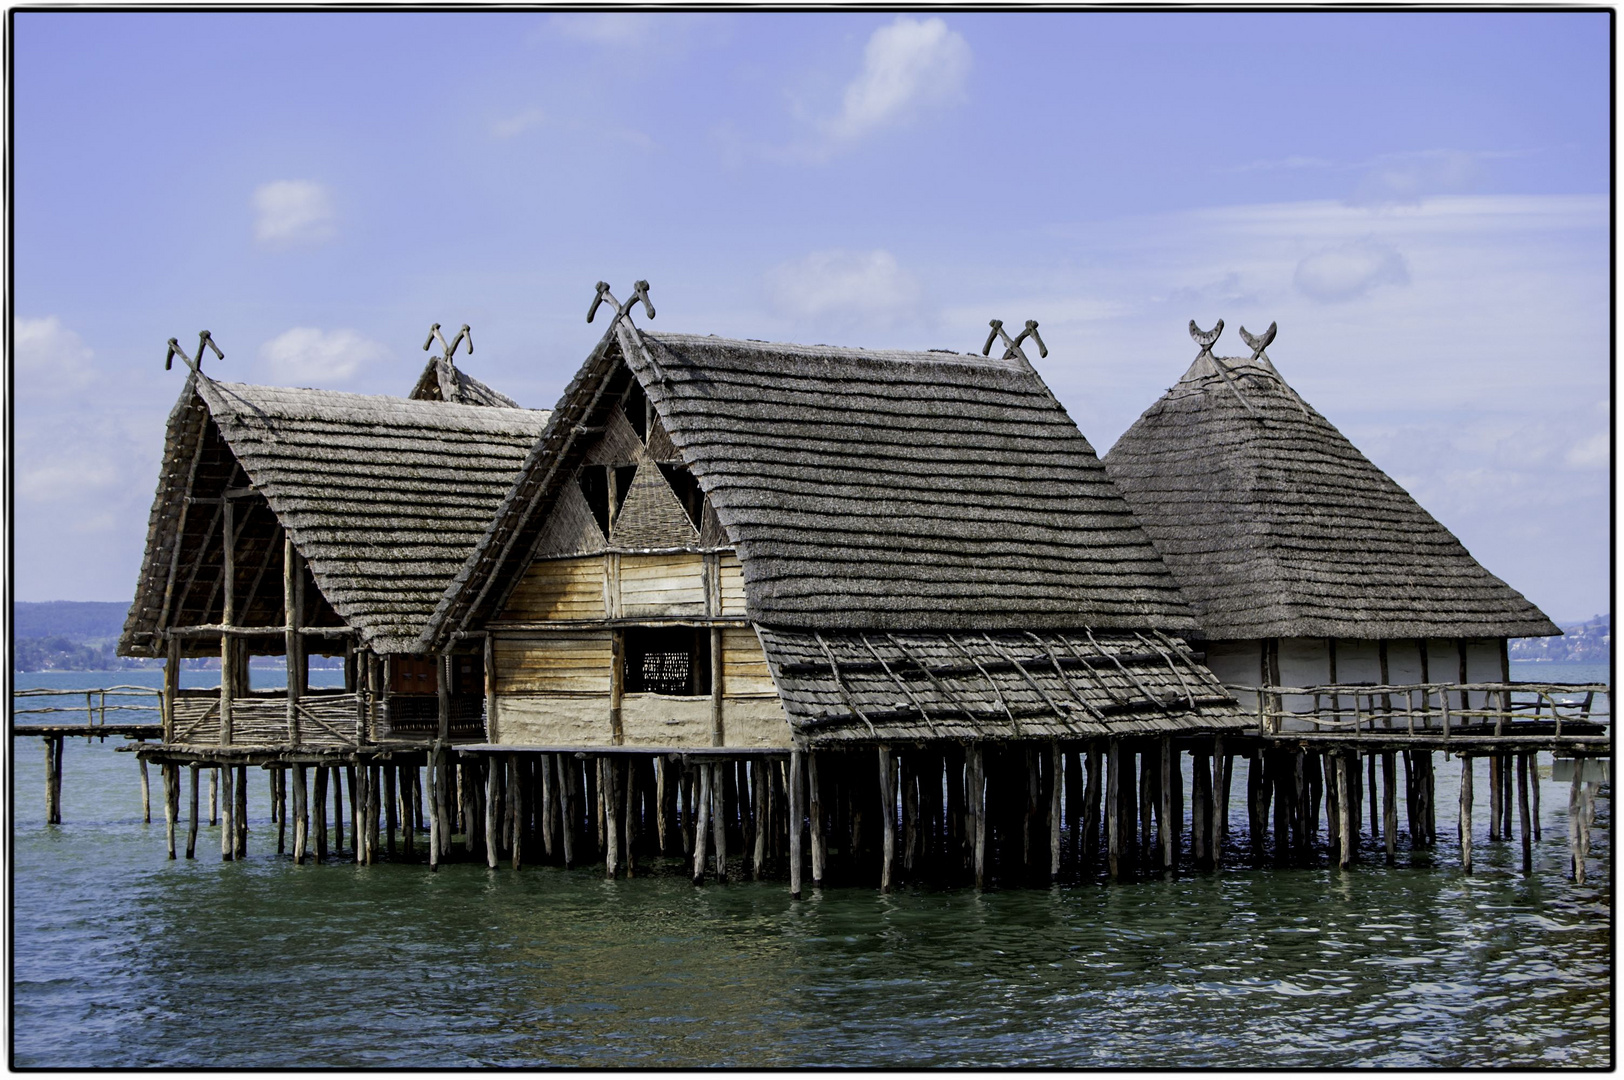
13,685,163,727
1226,681,1611,746
171,689,363,747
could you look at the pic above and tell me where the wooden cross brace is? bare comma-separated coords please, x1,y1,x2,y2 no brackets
588,280,655,326
982,319,1047,365
423,323,473,363
165,331,223,374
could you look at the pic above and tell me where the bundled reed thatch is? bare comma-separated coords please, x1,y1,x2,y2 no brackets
410,356,520,408
1102,345,1560,641
121,373,549,657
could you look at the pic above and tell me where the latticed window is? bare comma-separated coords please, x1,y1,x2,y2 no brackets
625,628,711,696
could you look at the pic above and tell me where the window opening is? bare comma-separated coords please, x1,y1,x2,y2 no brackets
624,627,711,696
622,380,648,442
657,463,706,532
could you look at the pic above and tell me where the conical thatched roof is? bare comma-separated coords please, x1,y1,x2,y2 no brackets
1101,334,1560,641
120,374,549,657
409,356,520,408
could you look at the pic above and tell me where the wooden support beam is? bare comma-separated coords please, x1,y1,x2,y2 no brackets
557,755,575,869
427,752,441,871
511,753,526,871
1105,740,1120,881
808,751,825,887
236,764,248,858
163,637,180,743
219,762,235,861
188,763,201,859
1336,753,1352,870
485,757,500,869
711,761,727,883
1459,754,1473,873
1212,737,1228,868
312,766,327,863
710,627,725,747
1517,752,1532,874
789,750,805,899
1049,743,1063,883
969,745,987,890
284,534,303,744
1367,752,1380,849
385,765,398,859
1528,751,1542,840
878,745,896,892
610,632,626,745
603,759,621,879
1159,737,1174,877
692,763,711,885
1568,770,1585,882
163,763,178,859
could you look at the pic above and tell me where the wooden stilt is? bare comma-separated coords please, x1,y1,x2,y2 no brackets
692,763,711,885
878,746,896,892
219,763,235,861
809,751,825,887
1568,771,1585,882
1048,743,1063,883
511,753,525,871
1105,740,1120,881
1192,747,1209,870
367,763,381,865
1211,738,1227,869
748,759,768,878
557,755,575,869
711,762,728,882
969,745,987,889
1516,752,1532,874
601,760,620,880
1367,753,1379,848
312,766,327,863
1159,737,1174,877
427,752,441,871
291,765,306,863
140,757,152,825
208,765,218,827
1336,753,1352,870
1247,751,1264,856
236,764,248,858
902,754,919,877
1140,748,1156,868
1082,745,1101,875
1423,751,1437,847
1528,752,1542,841
1459,754,1474,873
385,765,398,859
1382,752,1397,864
626,757,641,878
789,750,805,898
163,763,178,858
484,757,500,869
1488,754,1501,842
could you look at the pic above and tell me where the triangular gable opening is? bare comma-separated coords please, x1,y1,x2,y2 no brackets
609,463,702,548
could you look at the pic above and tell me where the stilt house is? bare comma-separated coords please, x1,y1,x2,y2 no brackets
118,366,550,750
420,304,1250,888
1102,322,1561,725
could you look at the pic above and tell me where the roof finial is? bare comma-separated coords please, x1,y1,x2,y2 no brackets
423,322,473,365
587,280,655,327
982,318,1047,366
1238,321,1276,362
165,330,223,374
1189,319,1223,357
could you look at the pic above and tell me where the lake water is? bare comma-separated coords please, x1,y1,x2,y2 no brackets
11,666,1612,1067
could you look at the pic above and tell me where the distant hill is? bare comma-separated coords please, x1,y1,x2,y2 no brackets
1511,614,1610,663
12,600,338,672
13,601,130,641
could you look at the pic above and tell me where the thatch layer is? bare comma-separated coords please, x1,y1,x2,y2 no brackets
755,627,1247,742
121,376,549,656
622,331,1196,632
1102,353,1560,640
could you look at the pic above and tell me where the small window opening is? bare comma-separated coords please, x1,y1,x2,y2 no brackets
577,465,638,536
624,627,711,696
658,463,706,532
622,381,648,442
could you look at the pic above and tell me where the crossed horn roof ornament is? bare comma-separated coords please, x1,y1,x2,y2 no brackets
1238,321,1276,362
424,322,473,363
1189,318,1257,418
165,330,223,374
588,280,655,326
982,319,1046,367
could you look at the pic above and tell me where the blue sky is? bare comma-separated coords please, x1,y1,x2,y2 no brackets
12,10,1612,623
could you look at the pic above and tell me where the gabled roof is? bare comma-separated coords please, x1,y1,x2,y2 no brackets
121,374,550,656
425,322,1196,647
410,356,520,408
1101,341,1560,641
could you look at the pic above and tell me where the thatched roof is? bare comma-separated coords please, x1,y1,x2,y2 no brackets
120,374,550,657
410,356,520,408
425,322,1197,646
1102,342,1560,641
757,627,1247,742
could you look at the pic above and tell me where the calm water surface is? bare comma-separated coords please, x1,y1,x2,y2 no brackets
11,668,1613,1067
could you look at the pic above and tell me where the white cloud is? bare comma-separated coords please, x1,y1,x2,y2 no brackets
14,316,94,394
491,107,549,139
259,327,389,384
1565,431,1609,469
549,13,659,47
1351,149,1481,206
253,180,337,249
765,249,924,327
1294,238,1409,302
824,17,971,146
17,449,121,503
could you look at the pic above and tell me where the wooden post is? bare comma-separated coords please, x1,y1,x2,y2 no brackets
483,633,497,744
235,764,248,858
186,763,200,859
1503,752,1517,843
219,762,235,861
969,745,987,889
624,756,639,878
603,759,621,879
43,737,60,825
1159,737,1174,877
1105,740,1120,881
541,754,556,859
1335,752,1352,870
208,764,218,826
878,746,896,892
692,762,711,885
385,765,398,859
291,764,307,863
808,751,825,887
751,758,769,878
789,750,805,899
1516,752,1532,874
312,766,328,863
1140,748,1156,867
485,757,500,869
610,632,625,745
710,627,725,747
710,762,727,883
556,755,574,869
1424,750,1437,847
220,498,235,748
1459,754,1474,873
1210,738,1226,869
1529,752,1543,840
1247,750,1264,856
284,534,303,745
1191,747,1208,869
902,754,919,876
1382,752,1397,864
1082,745,1101,874
1488,754,1501,842
163,636,180,743
162,763,178,858
1049,743,1063,883
1367,752,1379,848
511,753,525,871
653,756,669,856
427,752,441,871
1568,770,1585,882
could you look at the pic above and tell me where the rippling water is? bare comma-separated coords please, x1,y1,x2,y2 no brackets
11,669,1613,1068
